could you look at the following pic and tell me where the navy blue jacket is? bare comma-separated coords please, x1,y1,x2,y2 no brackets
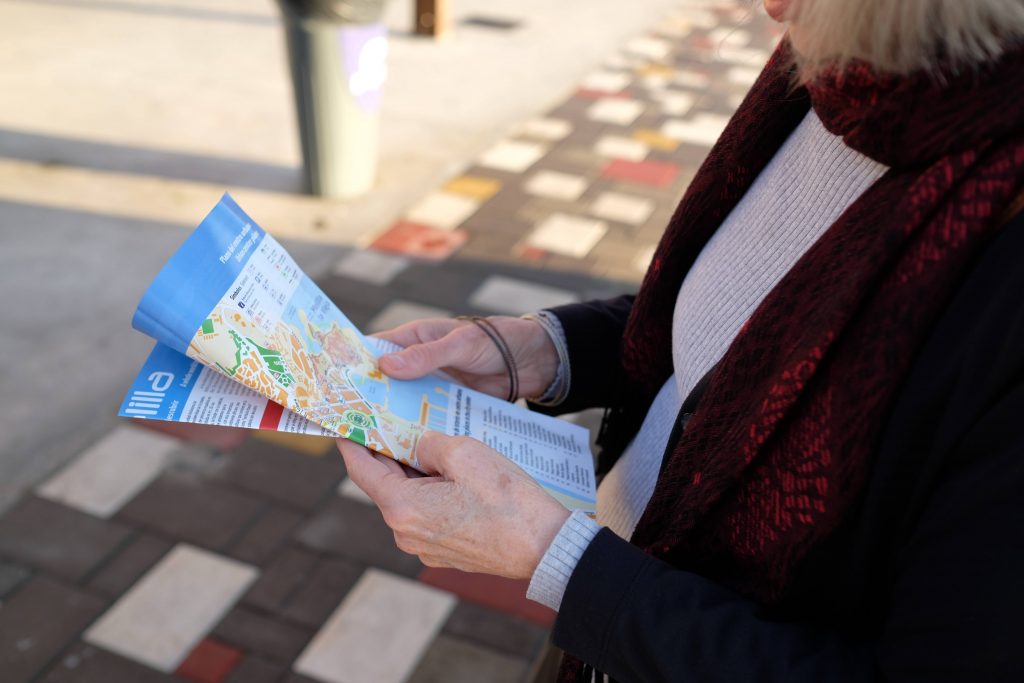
539,210,1024,682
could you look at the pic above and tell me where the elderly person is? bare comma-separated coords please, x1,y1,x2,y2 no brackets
338,0,1024,679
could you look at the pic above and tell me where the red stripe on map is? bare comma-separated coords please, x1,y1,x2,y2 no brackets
258,401,284,430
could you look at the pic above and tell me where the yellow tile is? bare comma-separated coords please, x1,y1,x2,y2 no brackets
253,430,334,457
632,129,680,152
443,175,502,201
636,64,675,78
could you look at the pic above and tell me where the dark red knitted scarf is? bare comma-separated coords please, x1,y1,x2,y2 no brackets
560,38,1024,681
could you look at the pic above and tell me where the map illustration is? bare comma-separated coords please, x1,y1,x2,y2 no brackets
186,281,449,466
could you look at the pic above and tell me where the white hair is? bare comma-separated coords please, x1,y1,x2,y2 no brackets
783,0,1024,77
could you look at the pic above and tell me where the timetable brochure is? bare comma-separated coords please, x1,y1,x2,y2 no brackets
120,194,596,512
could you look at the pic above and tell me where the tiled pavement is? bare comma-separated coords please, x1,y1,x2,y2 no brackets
0,4,780,682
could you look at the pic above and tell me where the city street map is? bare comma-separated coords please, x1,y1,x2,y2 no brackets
121,195,596,512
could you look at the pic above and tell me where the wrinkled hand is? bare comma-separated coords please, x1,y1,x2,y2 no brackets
373,316,558,400
337,432,569,579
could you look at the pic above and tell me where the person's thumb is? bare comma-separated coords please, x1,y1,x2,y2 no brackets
379,333,468,379
411,431,462,477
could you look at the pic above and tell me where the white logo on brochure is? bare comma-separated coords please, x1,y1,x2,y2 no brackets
123,371,175,416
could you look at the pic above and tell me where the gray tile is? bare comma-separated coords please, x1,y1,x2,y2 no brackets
0,577,106,682
215,438,344,513
40,643,177,683
242,546,318,613
405,635,530,683
222,655,285,683
213,606,313,663
0,496,132,581
442,601,548,659
279,557,364,629
367,301,452,335
0,560,30,599
295,497,422,577
226,505,304,566
469,275,579,315
117,472,263,551
86,533,172,599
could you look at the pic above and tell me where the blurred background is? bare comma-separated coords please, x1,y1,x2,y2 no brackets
0,0,780,680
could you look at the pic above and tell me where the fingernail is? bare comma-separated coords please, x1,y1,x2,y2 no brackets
384,355,405,370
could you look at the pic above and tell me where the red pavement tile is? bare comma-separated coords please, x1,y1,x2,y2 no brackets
602,159,680,188
175,638,243,683
515,244,547,262
418,567,555,627
369,221,468,261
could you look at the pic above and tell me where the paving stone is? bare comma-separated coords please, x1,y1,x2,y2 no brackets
118,472,264,551
523,170,589,202
331,249,410,286
174,638,242,683
405,635,530,683
468,275,579,315
654,91,697,116
526,213,609,259
84,544,257,673
595,135,650,161
369,221,468,261
442,600,548,659
293,569,456,683
419,567,556,627
222,655,285,683
602,158,681,188
226,505,304,566
36,425,178,519
41,643,177,683
590,191,656,225
215,439,343,512
86,533,172,599
337,476,374,505
661,112,730,147
251,431,335,457
0,560,30,599
586,97,645,126
366,301,451,335
213,606,312,663
442,175,502,200
405,191,481,231
0,496,131,581
579,70,631,93
242,546,319,613
516,117,572,141
624,35,673,61
279,557,364,629
0,577,106,682
477,140,547,173
295,497,422,577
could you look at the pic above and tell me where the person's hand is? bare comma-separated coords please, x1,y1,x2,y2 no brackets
373,316,558,400
337,431,570,579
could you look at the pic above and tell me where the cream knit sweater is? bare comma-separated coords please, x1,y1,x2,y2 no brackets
528,110,888,610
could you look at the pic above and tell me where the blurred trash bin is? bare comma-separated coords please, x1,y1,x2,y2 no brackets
276,0,392,198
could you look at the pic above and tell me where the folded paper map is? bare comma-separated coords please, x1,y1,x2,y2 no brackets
121,194,596,512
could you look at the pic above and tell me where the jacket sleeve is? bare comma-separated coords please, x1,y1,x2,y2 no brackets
531,295,635,415
552,377,1024,683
